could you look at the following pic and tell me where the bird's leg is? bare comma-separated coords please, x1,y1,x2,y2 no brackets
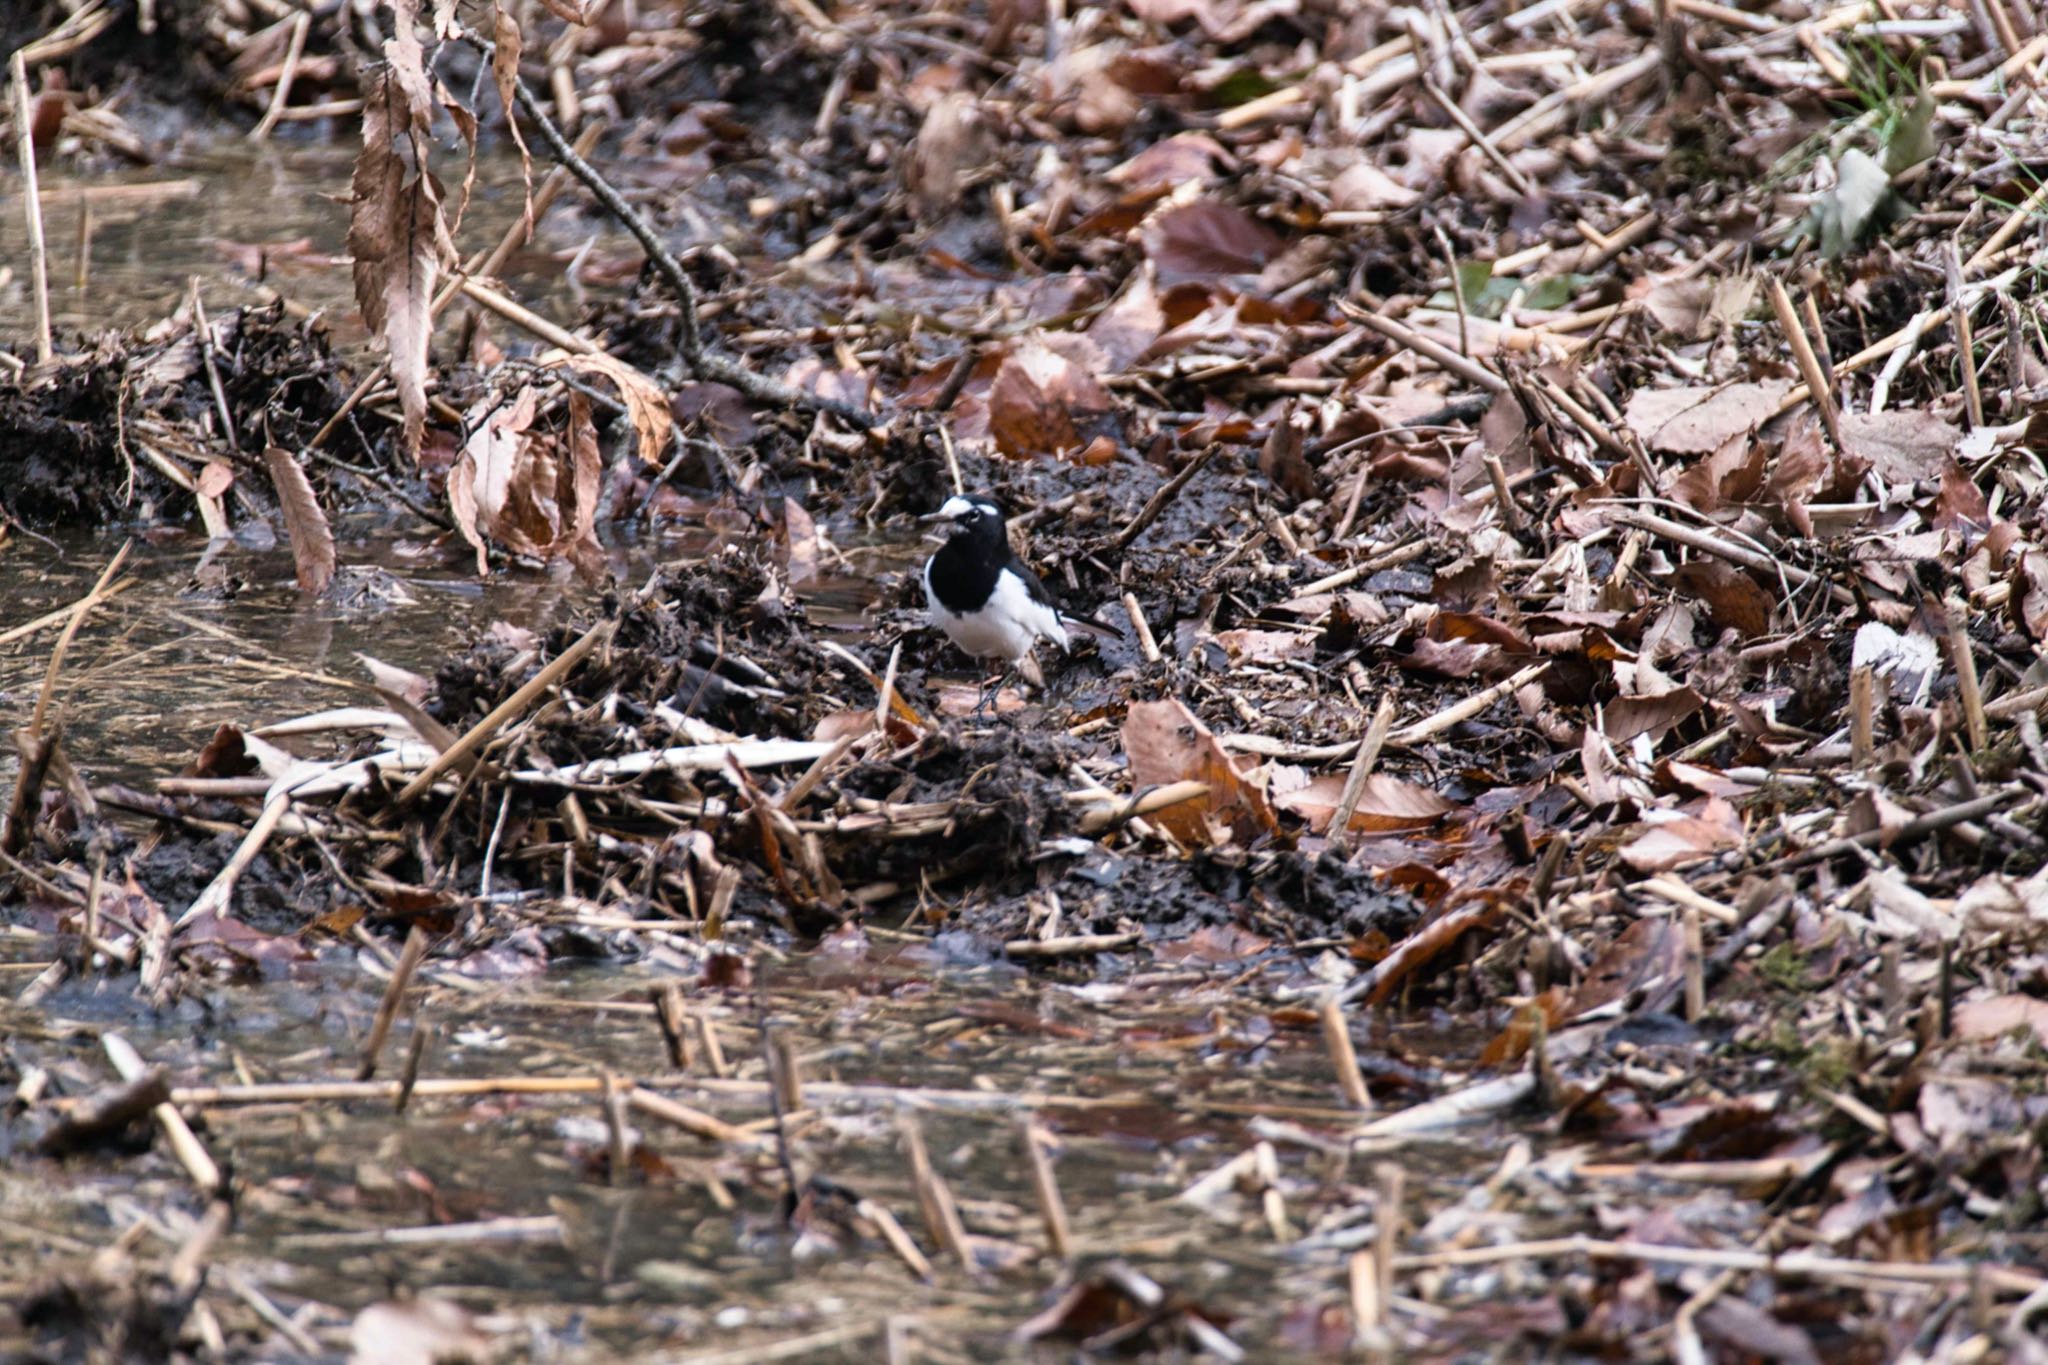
970,668,1011,718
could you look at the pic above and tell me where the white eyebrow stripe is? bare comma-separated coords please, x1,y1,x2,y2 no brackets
937,495,978,519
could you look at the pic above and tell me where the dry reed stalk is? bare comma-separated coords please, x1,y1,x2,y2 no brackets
1851,665,1875,768
104,1033,220,1194
1948,602,1989,751
1121,592,1161,662
1388,663,1550,747
900,1116,974,1271
11,51,52,364
1682,902,1705,1021
1329,695,1399,853
857,1199,934,1281
357,925,429,1080
1318,991,1374,1109
248,10,309,140
628,1088,754,1145
397,617,614,803
1767,277,1843,451
1353,310,1508,393
1022,1120,1071,1258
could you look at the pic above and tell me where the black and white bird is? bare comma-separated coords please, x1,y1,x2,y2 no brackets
921,494,1115,698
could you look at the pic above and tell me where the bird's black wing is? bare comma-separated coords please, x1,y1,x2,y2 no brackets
1003,549,1057,606
1008,550,1123,640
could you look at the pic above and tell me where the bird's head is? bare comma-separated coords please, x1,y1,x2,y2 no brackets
921,495,1007,544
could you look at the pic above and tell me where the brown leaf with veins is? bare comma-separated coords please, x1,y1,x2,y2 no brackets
262,446,336,594
988,338,1115,460
491,1,534,233
1123,699,1277,847
1840,410,1960,483
547,351,673,467
1620,797,1743,871
1139,200,1282,281
1272,771,1453,834
349,66,456,460
1670,431,1767,513
1108,133,1234,191
1088,265,1166,372
1671,561,1775,636
1602,688,1703,746
1623,381,1793,455
1933,460,1989,531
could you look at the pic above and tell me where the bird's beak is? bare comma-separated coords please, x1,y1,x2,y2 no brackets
918,511,956,524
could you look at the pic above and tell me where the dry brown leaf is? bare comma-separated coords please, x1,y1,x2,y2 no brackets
1623,381,1793,455
1669,431,1767,513
1123,699,1277,847
1108,133,1235,190
1620,797,1743,871
907,90,991,219
1954,993,2048,1047
1330,160,1419,212
349,66,456,460
1258,407,1317,503
1840,409,1962,483
491,1,534,232
671,382,758,445
547,351,673,467
1047,43,1142,133
261,446,335,594
1671,561,1775,637
1139,200,1282,281
1087,265,1166,372
987,338,1115,460
1602,687,1703,747
1272,770,1452,834
564,390,604,576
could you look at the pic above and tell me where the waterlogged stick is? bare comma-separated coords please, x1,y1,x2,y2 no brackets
1318,990,1373,1109
357,925,429,1080
105,1033,221,1194
1022,1120,1071,1259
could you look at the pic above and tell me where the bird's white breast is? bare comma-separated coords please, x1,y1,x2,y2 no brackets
924,560,1069,664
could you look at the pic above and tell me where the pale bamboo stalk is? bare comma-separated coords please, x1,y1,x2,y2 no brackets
11,52,52,364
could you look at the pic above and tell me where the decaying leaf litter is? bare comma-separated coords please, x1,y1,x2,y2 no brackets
9,0,2048,1358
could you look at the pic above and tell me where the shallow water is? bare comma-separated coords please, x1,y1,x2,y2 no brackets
0,140,609,347
0,919,1445,1361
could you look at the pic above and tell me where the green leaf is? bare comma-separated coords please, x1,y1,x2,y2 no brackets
1211,69,1281,107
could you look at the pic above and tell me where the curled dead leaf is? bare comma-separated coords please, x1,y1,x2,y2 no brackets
1272,770,1452,835
261,446,336,594
1123,699,1277,848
